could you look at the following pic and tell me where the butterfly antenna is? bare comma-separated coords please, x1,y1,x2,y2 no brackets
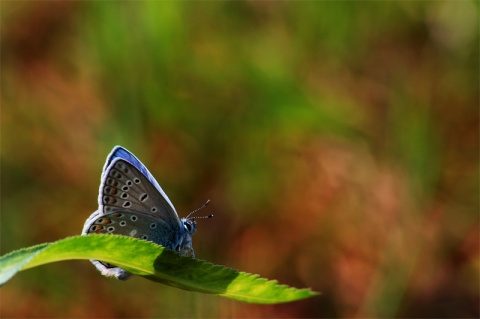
187,199,213,220
191,214,214,220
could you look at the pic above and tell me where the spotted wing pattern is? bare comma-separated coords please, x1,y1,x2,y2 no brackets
99,159,182,231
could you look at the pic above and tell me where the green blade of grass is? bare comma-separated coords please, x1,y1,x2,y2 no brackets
0,234,318,304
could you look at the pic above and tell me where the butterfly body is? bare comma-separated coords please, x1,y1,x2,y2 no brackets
82,146,197,280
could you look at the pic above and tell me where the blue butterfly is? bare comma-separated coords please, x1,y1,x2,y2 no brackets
82,146,211,280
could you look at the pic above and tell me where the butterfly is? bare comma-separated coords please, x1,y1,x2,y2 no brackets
82,146,211,280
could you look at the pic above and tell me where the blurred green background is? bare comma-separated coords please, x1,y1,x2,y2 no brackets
1,1,478,318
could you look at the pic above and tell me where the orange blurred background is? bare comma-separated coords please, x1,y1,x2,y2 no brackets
1,2,478,318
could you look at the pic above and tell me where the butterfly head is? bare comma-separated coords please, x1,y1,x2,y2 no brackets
182,199,213,236
182,218,197,235
179,211,212,257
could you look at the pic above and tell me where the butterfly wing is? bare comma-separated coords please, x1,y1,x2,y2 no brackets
99,158,182,230
85,211,183,250
101,146,177,215
83,206,185,280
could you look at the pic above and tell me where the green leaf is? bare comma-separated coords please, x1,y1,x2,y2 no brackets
0,235,318,304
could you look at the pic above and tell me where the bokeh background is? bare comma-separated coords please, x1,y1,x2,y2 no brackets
1,1,478,318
